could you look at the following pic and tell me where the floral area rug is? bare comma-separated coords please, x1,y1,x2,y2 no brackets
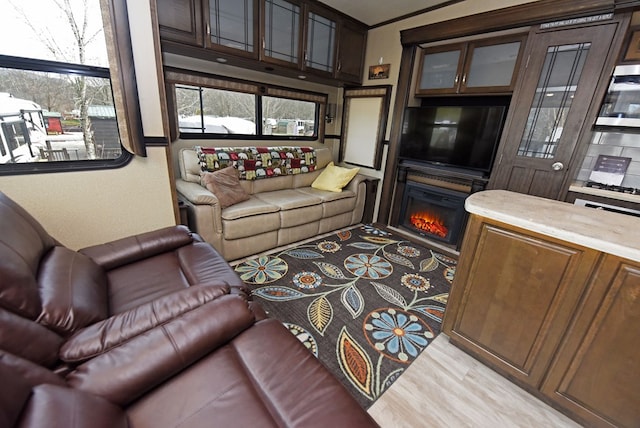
233,224,456,409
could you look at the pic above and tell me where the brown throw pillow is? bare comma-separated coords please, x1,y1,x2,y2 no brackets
201,167,250,208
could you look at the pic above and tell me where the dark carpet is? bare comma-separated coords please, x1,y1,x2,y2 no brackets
234,224,456,409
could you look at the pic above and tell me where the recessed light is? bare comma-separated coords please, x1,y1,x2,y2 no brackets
298,75,306,79
216,57,228,63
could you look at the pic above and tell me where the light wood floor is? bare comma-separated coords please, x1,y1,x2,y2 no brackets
368,334,583,428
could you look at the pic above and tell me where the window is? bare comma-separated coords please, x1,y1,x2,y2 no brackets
166,69,326,140
0,0,139,172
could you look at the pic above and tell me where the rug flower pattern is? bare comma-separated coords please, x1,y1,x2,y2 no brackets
235,225,455,408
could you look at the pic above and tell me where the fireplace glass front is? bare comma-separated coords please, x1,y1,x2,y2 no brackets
399,182,468,247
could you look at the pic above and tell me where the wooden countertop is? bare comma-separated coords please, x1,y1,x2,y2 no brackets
465,190,640,261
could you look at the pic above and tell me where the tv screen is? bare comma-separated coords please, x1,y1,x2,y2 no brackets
399,100,508,174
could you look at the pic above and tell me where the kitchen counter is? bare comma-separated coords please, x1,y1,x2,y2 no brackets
465,190,640,261
568,182,640,204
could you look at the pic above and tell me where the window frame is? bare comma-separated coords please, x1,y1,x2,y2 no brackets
165,67,327,141
0,0,143,176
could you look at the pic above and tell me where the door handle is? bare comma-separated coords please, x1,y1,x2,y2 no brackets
551,162,564,171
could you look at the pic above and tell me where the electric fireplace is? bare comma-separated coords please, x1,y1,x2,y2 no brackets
399,181,468,247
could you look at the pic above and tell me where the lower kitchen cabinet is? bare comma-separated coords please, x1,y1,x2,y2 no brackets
541,255,640,428
442,215,600,388
443,191,640,428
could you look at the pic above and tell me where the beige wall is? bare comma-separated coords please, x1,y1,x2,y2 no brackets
0,0,175,250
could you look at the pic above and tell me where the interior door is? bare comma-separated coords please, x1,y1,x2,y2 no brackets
489,23,617,199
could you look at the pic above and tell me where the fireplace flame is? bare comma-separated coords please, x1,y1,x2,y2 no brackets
410,211,448,238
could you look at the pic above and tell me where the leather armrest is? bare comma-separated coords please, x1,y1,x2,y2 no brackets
79,225,196,270
60,285,231,363
65,294,255,406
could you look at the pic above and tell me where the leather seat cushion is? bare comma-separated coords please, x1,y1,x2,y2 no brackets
106,243,244,314
126,319,377,428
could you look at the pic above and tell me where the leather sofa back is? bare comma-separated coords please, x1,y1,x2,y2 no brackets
0,192,109,367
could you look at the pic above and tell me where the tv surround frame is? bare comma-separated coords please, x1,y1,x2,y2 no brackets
398,96,511,177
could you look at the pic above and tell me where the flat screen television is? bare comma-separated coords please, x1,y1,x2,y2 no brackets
399,98,509,175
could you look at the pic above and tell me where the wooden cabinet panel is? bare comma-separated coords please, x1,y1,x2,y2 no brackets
336,20,367,83
157,0,203,46
542,256,640,428
156,0,365,85
443,216,600,387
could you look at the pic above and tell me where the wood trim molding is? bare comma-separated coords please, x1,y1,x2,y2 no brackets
401,0,615,45
378,45,417,224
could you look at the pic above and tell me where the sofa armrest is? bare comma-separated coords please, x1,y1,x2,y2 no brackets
344,173,368,193
60,285,231,363
79,225,196,270
176,178,220,206
65,294,255,406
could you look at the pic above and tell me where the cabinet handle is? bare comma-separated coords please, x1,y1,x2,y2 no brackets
337,60,341,71
206,23,210,36
262,37,265,50
462,74,467,85
454,74,459,84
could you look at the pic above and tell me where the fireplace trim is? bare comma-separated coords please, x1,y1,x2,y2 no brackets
399,181,469,249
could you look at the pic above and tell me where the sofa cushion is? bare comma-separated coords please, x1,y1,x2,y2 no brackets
311,162,360,192
254,189,321,210
221,197,280,221
223,212,281,240
297,187,357,217
201,167,250,209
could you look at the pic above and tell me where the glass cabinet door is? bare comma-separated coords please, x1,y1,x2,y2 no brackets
264,0,300,65
464,38,524,92
488,23,619,200
208,0,255,54
417,44,465,94
305,9,336,73
517,43,590,159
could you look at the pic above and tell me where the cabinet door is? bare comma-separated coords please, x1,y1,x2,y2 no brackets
304,5,337,75
157,0,203,46
205,0,259,58
262,0,302,67
461,35,525,93
442,216,600,388
335,20,367,83
541,256,640,428
416,43,466,95
488,22,619,199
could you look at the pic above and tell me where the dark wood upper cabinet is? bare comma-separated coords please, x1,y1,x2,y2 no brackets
416,34,526,96
157,0,367,85
261,0,303,68
157,0,203,46
336,19,368,83
203,0,260,59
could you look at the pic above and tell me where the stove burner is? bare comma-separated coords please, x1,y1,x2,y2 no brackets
585,181,639,194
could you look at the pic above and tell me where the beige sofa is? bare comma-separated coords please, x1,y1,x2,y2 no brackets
175,147,367,261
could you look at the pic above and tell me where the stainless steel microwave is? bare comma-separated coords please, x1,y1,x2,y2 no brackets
596,64,640,128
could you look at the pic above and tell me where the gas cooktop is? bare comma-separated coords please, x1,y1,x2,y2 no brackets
585,181,640,195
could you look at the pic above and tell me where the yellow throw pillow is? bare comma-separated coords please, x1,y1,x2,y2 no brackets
311,162,360,192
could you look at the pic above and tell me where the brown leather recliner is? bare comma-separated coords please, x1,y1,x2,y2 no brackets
0,192,378,427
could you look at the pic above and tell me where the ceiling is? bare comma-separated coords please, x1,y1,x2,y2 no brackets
318,0,457,27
